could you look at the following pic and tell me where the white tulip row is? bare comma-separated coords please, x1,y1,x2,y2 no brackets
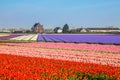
0,33,9,36
10,34,38,41
30,34,38,41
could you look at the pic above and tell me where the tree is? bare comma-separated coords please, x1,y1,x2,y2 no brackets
26,30,31,33
62,24,69,33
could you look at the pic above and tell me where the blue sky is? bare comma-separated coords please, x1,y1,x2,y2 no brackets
0,0,120,29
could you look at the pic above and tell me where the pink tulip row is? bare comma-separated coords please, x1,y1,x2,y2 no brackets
6,42,120,53
0,44,120,67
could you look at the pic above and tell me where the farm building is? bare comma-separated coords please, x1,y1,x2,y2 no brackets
54,27,63,33
31,23,44,33
76,28,120,33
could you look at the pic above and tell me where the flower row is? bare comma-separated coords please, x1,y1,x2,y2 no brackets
38,34,120,44
0,34,22,40
0,33,9,36
0,54,120,79
0,44,120,66
6,42,120,53
0,34,120,44
10,34,38,41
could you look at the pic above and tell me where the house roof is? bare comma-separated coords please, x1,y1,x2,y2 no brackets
33,23,43,28
76,28,89,32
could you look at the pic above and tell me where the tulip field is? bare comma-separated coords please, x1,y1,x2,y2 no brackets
38,34,120,44
0,42,120,79
0,33,120,44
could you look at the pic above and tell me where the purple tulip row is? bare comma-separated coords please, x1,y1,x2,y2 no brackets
0,34,23,40
38,34,120,44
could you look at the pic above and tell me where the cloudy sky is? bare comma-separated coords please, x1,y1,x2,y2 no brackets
0,0,120,28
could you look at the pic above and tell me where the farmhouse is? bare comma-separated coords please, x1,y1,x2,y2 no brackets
76,28,89,32
54,27,63,33
31,23,44,33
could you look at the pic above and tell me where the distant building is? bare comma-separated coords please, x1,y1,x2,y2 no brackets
76,28,89,32
54,27,62,33
70,29,76,33
44,28,54,33
0,28,11,33
76,28,120,33
31,23,44,33
57,29,62,33
88,28,120,32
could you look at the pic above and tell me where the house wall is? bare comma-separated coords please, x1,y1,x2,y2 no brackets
57,29,62,33
34,24,44,33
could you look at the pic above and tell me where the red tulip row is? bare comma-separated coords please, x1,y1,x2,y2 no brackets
0,54,120,79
